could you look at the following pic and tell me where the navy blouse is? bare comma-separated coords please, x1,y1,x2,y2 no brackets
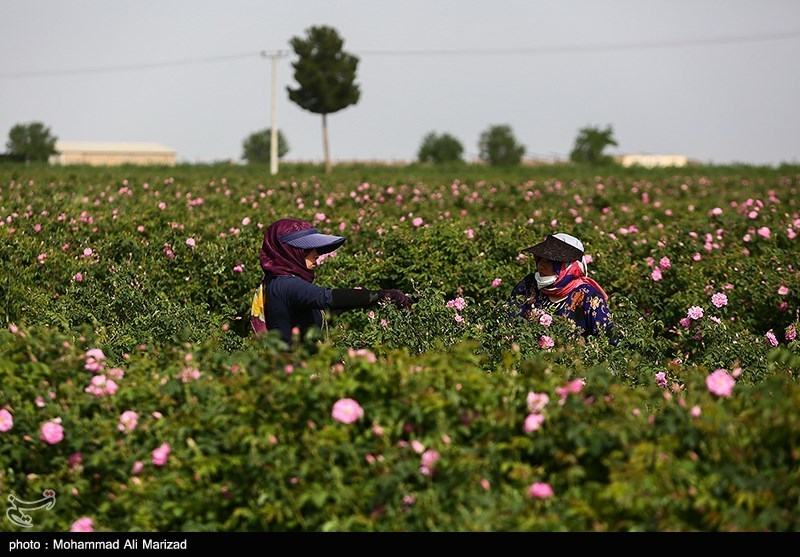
266,275,334,344
509,273,616,341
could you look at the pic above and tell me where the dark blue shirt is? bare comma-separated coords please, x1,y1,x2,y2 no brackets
266,275,334,344
509,273,616,341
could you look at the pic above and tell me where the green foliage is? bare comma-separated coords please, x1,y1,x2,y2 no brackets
1,162,799,531
1,325,798,532
5,121,58,163
478,125,525,166
569,124,618,165
241,128,290,163
417,132,464,164
287,25,360,116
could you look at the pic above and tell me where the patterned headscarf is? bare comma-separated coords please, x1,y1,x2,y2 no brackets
534,256,608,301
259,218,316,282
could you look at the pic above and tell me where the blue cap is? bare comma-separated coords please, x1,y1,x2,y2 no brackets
279,227,346,254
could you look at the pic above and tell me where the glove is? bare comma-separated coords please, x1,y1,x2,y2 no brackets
378,289,414,309
331,288,414,311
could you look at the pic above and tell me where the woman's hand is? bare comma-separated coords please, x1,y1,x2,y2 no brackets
378,289,414,309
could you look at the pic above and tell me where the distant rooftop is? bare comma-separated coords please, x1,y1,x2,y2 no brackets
617,153,692,168
55,141,175,154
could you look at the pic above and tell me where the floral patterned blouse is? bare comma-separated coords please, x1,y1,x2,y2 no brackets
509,273,616,341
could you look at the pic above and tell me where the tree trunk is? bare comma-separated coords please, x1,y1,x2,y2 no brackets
322,113,331,175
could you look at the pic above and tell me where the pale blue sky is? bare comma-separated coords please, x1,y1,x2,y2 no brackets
1,0,798,165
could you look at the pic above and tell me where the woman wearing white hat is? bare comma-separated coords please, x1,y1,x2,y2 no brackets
251,218,413,345
509,233,616,341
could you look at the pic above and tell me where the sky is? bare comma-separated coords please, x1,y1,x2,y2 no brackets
1,0,799,166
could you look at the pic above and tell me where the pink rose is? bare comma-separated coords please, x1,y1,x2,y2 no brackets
0,408,13,432
528,482,554,499
118,411,138,434
555,378,585,402
40,420,64,445
651,267,663,281
522,413,545,433
85,375,117,397
420,449,440,468
331,398,364,424
419,449,440,476
538,335,554,350
706,369,735,398
347,348,376,363
526,391,549,413
104,379,118,395
152,443,171,466
711,293,728,308
446,297,467,311
687,306,704,320
70,517,94,532
85,348,106,360
68,452,82,468
765,331,779,347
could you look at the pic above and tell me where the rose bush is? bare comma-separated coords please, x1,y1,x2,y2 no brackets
1,162,798,531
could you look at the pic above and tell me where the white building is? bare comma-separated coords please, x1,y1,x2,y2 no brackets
617,154,690,168
50,141,176,166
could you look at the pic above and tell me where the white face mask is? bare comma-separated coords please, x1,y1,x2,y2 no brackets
535,272,557,289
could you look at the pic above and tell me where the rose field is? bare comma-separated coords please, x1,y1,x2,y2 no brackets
1,162,799,532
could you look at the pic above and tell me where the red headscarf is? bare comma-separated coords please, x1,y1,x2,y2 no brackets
535,257,608,301
260,218,316,282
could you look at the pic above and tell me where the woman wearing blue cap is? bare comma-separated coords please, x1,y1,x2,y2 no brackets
509,233,616,342
251,218,413,345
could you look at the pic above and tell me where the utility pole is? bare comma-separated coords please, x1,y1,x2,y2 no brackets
262,50,288,175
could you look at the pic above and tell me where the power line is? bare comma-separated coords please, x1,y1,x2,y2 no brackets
360,29,800,56
0,51,264,79
1,30,798,79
